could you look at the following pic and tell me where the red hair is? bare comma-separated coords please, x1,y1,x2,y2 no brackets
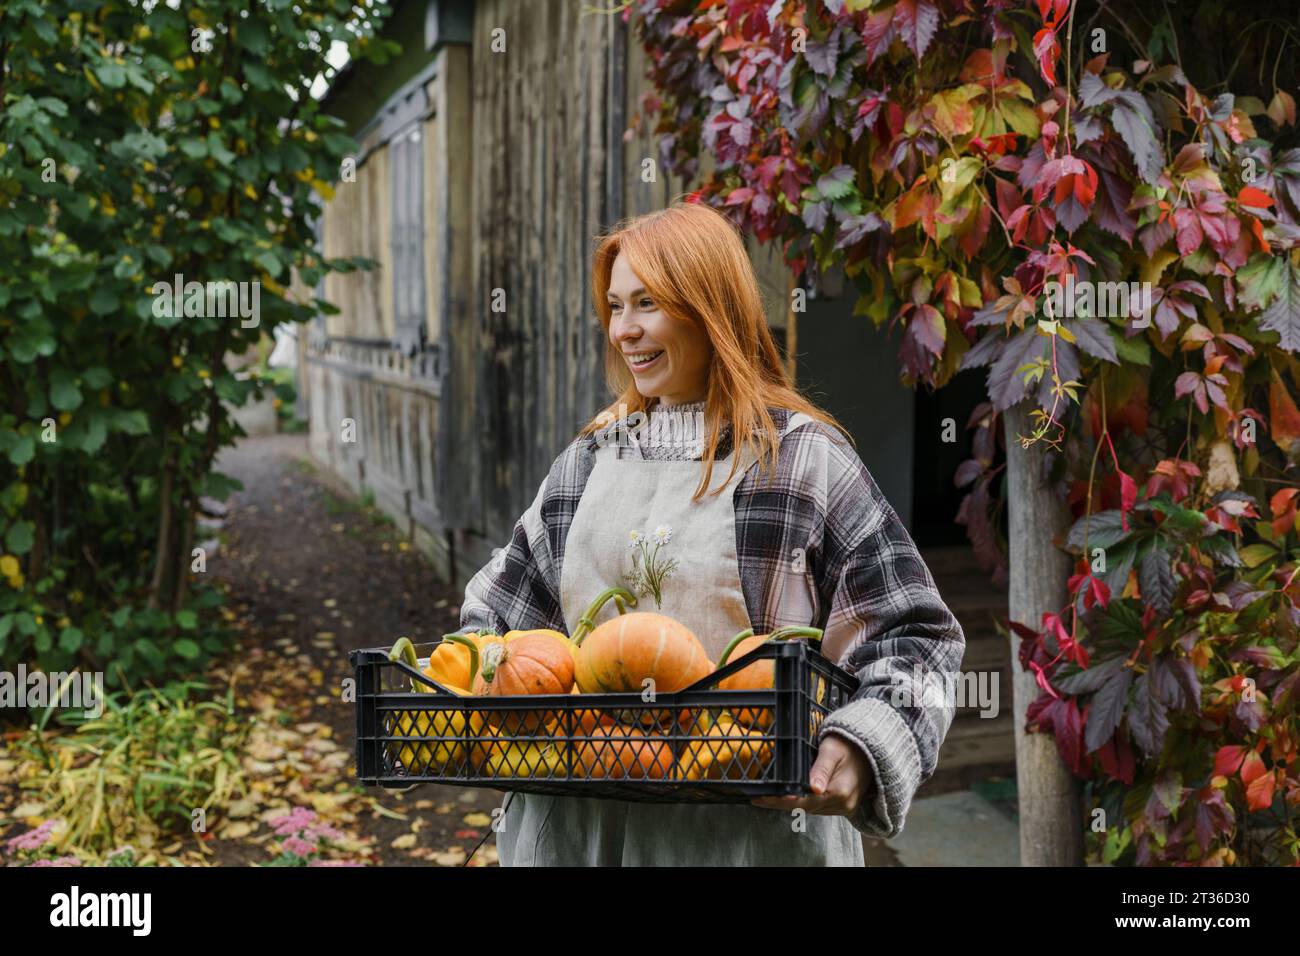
581,199,850,500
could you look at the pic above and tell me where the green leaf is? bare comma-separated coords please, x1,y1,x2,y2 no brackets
174,638,201,659
93,61,127,89
1067,509,1131,552
1240,543,1279,569
254,250,283,279
1237,254,1288,311
1256,261,1300,352
63,412,108,454
5,522,35,555
816,165,857,202
89,283,120,314
175,609,198,630
6,434,35,466
111,606,131,628
178,137,208,159
107,409,150,435
58,627,84,653
236,19,273,55
50,368,83,411
82,366,113,389
1113,331,1151,365
1102,825,1131,864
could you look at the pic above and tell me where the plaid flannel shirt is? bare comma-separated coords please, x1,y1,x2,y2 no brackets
453,406,966,839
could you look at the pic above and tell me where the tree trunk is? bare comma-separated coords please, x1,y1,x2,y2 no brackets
170,493,196,614
1003,402,1085,866
146,455,174,611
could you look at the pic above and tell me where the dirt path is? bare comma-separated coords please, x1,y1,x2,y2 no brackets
210,433,503,866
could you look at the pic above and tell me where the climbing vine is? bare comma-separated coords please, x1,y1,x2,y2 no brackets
629,0,1300,864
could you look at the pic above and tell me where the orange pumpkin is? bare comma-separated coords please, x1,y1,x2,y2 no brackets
716,625,824,729
675,710,772,781
472,631,575,733
574,720,673,780
572,587,713,696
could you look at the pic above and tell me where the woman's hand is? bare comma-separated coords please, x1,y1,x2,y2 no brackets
750,732,872,817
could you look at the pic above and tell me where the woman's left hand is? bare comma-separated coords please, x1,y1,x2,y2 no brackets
750,733,872,816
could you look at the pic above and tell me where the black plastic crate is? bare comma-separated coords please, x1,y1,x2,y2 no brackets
349,636,860,803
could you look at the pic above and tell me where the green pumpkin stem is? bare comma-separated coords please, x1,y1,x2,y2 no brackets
717,626,824,667
717,628,756,667
479,641,506,684
572,586,638,646
388,637,426,693
440,633,482,687
768,626,824,643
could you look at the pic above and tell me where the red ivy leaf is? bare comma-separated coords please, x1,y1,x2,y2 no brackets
1245,768,1276,811
893,0,940,61
1238,185,1274,208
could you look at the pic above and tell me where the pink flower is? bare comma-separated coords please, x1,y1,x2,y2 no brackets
6,820,57,854
270,806,318,835
29,855,80,867
307,859,365,867
282,836,318,857
306,822,346,843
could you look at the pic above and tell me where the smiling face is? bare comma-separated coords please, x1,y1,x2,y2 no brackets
606,252,712,407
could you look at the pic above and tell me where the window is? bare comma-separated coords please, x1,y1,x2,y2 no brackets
391,121,426,356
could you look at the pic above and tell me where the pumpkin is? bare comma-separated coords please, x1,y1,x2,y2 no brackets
388,636,479,775
423,629,497,691
472,631,576,733
675,710,772,781
574,719,673,780
503,627,579,659
470,724,564,778
716,625,824,730
572,587,714,697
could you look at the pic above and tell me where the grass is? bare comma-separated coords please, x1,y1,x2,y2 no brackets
5,681,249,861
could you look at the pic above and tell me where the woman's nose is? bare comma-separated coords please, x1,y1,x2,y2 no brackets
611,313,640,342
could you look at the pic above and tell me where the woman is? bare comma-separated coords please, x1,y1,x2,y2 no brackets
452,200,965,866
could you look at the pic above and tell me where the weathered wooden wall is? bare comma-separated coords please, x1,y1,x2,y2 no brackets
304,0,799,586
451,0,626,574
322,144,394,341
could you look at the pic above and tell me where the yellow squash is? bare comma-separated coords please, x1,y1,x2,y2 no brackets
675,710,773,781
388,636,480,775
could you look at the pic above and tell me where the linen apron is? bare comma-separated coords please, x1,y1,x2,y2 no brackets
495,411,865,866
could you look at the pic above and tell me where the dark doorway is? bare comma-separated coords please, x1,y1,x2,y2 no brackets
910,367,988,547
793,295,916,531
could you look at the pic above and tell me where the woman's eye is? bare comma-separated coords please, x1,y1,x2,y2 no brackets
639,298,654,309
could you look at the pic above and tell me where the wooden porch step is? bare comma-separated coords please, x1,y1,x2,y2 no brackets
920,711,1017,797
918,546,1016,790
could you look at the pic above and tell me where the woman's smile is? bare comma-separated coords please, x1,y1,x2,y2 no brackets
625,349,665,372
